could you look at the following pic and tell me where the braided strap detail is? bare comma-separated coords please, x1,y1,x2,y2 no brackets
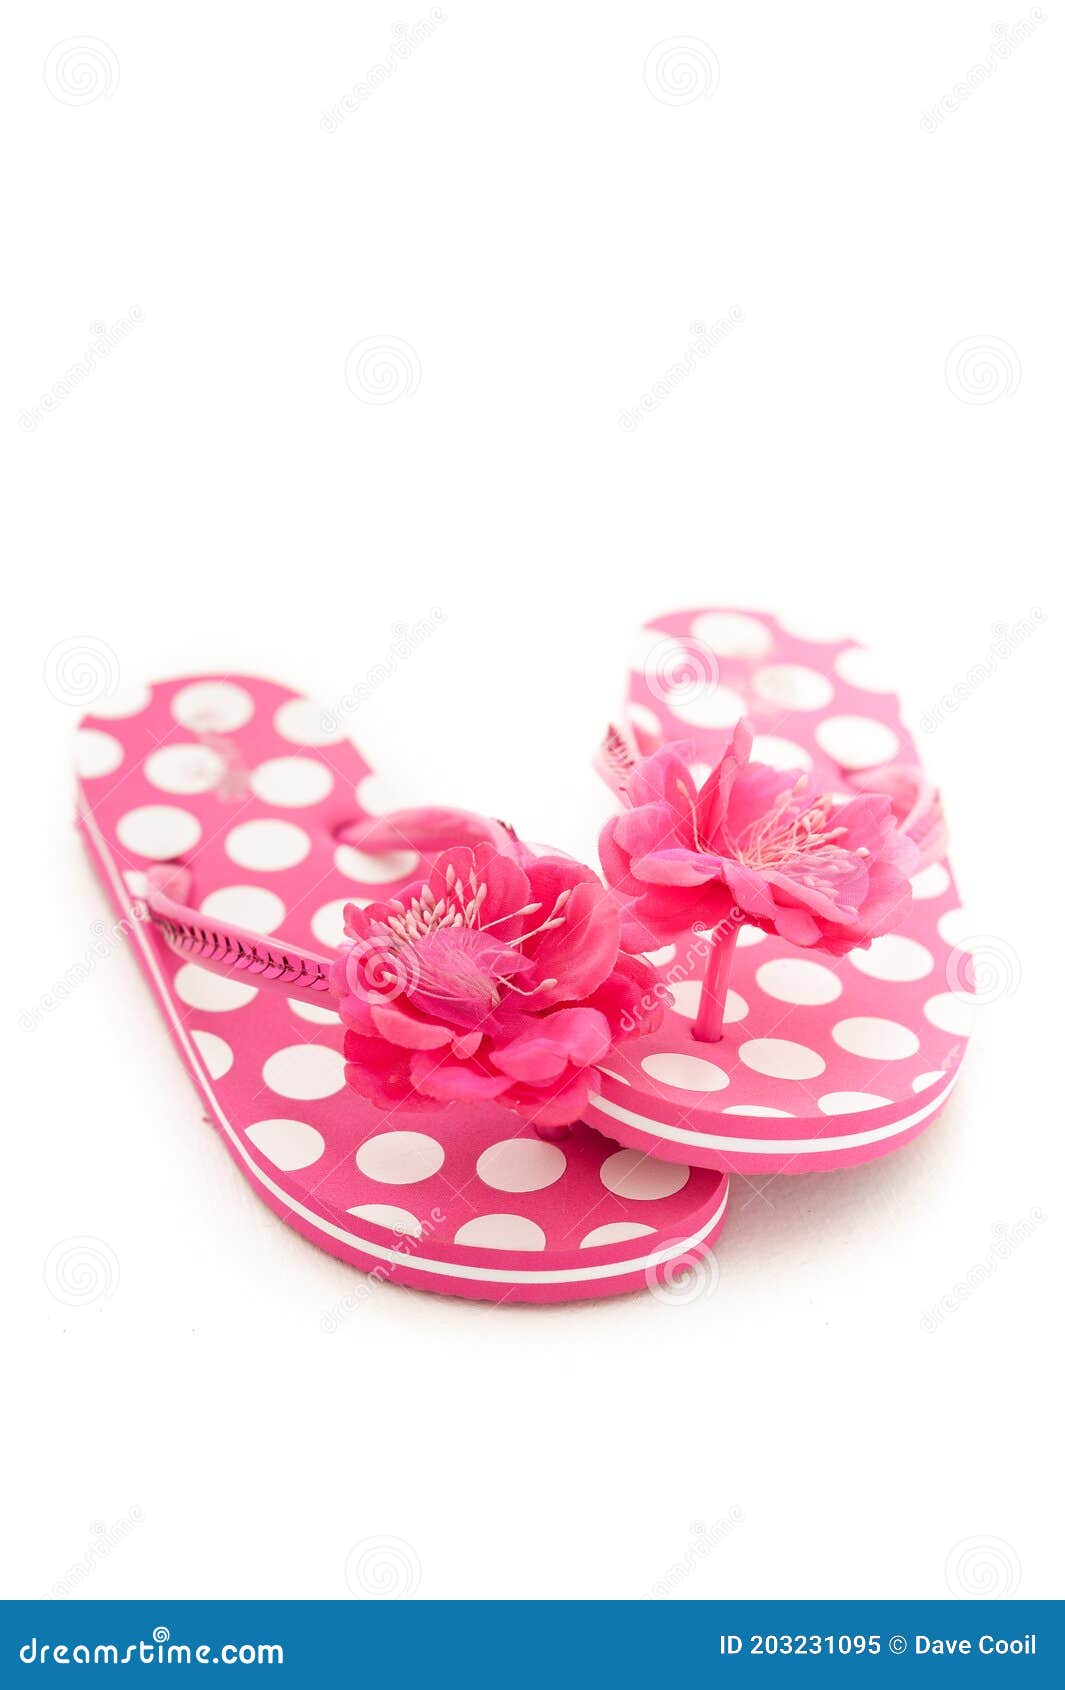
153,912,334,996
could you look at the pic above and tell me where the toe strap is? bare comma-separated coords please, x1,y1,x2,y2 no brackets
144,866,334,1002
142,805,522,1004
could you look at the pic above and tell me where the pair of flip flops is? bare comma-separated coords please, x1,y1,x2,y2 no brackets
74,608,971,1304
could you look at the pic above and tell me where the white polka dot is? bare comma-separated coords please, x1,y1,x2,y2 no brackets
356,772,396,816
774,613,849,644
736,925,767,947
911,863,950,900
834,646,895,693
476,1138,567,1193
690,611,772,658
641,1051,730,1091
250,756,334,809
245,1117,325,1171
287,997,341,1025
849,935,934,983
668,981,747,1022
225,819,311,871
580,1222,656,1248
739,1038,825,1080
630,625,672,668
923,993,975,1035
815,715,900,770
171,681,254,733
89,684,153,719
177,970,257,1018
190,1030,234,1079
74,728,124,777
597,1067,632,1085
116,805,202,859
818,1091,891,1114
753,664,834,711
356,1131,445,1185
311,898,359,948
913,1070,945,1093
454,1214,547,1251
645,944,676,966
274,697,346,745
628,702,662,738
666,684,746,730
756,958,842,1005
263,1044,345,1100
123,870,148,897
144,744,226,795
937,908,972,946
722,1105,793,1117
832,1017,919,1060
750,735,813,772
347,1203,422,1238
199,885,286,934
600,1149,690,1200
334,844,419,885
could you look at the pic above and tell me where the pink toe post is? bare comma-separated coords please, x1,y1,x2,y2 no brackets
74,675,728,1303
692,919,741,1045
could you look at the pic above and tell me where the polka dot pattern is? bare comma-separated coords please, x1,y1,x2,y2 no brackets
641,1051,729,1091
476,1138,567,1193
246,1117,326,1171
832,1018,920,1061
755,958,842,1006
225,819,311,871
77,672,728,1298
454,1215,548,1251
347,1203,423,1238
116,805,202,860
690,611,772,658
334,844,419,885
274,697,346,746
250,756,334,808
355,1131,446,1185
144,744,226,795
191,1030,234,1079
667,684,746,730
597,609,970,1167
171,681,254,733
263,1044,346,1100
740,1038,826,1080
199,885,286,934
750,735,813,773
75,729,124,778
600,1150,690,1200
175,963,258,1012
815,715,900,770
753,664,834,712
849,936,933,983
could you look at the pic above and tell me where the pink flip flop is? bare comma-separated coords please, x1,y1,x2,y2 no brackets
74,673,728,1303
584,609,972,1175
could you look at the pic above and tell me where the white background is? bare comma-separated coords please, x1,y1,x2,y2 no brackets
4,3,1061,1601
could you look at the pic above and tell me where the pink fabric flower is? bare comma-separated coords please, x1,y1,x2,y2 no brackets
330,842,661,1129
599,722,920,955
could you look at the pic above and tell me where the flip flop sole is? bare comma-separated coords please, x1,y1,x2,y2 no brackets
75,673,728,1302
588,610,972,1174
